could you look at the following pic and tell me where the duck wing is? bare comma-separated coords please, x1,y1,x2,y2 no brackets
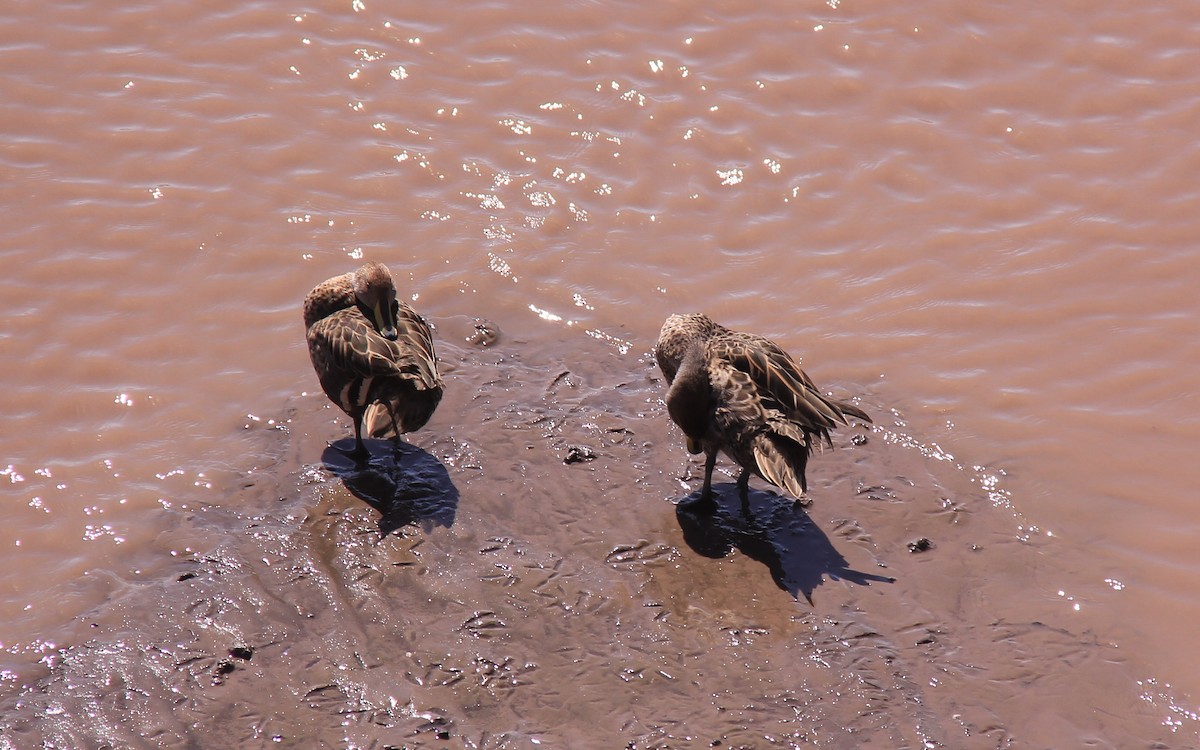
711,334,849,433
360,306,444,437
303,272,355,330
391,304,442,390
707,359,813,499
307,309,407,380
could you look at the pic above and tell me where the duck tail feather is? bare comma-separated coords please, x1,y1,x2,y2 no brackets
833,400,872,424
753,433,809,500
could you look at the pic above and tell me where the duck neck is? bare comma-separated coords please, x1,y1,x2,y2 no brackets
666,344,713,445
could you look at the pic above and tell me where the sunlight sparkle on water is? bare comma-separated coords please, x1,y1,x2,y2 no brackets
528,305,562,323
488,252,516,282
500,118,532,135
585,329,632,355
1057,589,1081,612
717,168,744,186
1137,677,1200,732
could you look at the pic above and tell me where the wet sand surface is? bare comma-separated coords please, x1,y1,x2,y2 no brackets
4,0,1200,746
4,329,1186,748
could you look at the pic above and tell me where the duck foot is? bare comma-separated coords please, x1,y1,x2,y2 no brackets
341,441,370,463
682,489,718,513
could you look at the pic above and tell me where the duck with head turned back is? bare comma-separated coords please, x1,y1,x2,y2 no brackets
655,313,870,509
304,262,444,460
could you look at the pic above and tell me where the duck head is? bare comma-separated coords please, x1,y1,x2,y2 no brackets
353,262,400,341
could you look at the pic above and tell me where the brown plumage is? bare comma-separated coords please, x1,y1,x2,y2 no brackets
655,313,870,505
304,262,443,459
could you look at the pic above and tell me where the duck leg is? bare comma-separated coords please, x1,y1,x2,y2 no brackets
347,412,370,461
686,450,719,512
736,469,751,514
701,451,717,497
385,401,403,454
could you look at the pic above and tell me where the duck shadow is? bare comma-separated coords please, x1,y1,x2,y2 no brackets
321,440,459,537
674,484,895,604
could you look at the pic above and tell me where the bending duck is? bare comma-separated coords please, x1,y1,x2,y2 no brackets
303,262,444,459
655,313,870,505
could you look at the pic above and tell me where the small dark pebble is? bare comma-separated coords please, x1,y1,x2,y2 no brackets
436,731,451,740
215,660,236,676
177,572,197,581
917,635,936,645
563,445,596,464
229,646,254,661
907,537,934,553
850,433,869,446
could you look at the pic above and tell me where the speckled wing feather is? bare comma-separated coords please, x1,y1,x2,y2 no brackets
390,303,441,388
310,309,406,380
751,426,810,497
710,333,848,444
302,272,355,331
360,304,444,438
709,360,813,497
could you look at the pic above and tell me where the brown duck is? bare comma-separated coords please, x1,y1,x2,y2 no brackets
655,313,870,505
303,262,444,459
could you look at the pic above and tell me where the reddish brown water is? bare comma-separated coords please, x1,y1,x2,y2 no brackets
3,0,1200,746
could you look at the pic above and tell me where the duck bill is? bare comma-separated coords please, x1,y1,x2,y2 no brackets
686,436,703,455
373,303,399,341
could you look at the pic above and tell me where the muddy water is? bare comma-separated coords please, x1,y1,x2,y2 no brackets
3,0,1200,746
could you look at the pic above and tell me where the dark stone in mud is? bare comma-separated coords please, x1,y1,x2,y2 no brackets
229,646,254,661
563,444,596,464
851,433,869,446
907,537,934,553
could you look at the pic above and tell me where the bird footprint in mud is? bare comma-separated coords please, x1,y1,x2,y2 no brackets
604,539,675,566
480,564,520,588
472,655,537,693
303,684,349,712
830,517,875,546
410,661,465,688
461,611,507,638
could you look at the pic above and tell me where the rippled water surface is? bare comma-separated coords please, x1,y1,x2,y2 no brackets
3,0,1200,746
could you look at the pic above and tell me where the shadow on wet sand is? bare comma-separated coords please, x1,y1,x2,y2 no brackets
675,484,895,604
322,440,459,537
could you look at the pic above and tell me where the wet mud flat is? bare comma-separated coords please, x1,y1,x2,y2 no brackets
1,323,1190,749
